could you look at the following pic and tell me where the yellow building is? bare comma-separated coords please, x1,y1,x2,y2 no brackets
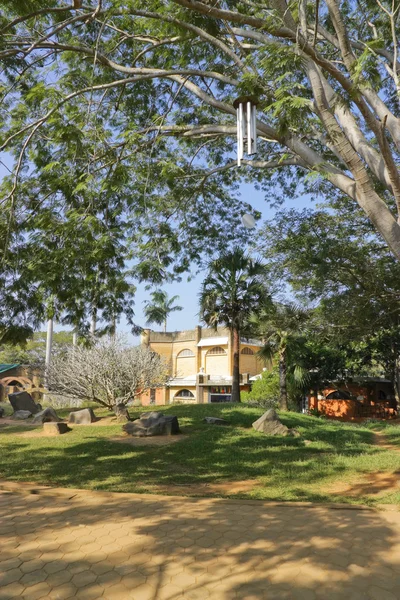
140,326,264,405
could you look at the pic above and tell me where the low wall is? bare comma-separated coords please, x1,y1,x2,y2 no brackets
319,399,357,419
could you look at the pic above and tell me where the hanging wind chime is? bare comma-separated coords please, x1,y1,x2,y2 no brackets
233,96,258,167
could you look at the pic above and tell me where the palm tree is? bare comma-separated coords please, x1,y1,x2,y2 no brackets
144,290,183,332
199,247,269,403
255,303,309,411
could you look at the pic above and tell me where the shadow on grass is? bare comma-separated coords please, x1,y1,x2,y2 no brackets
0,404,380,503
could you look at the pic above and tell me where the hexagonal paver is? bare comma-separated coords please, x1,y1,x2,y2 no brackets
22,581,51,600
0,557,22,572
47,582,77,599
20,559,45,574
20,569,48,587
2,566,24,585
45,570,73,587
43,561,65,576
0,582,25,598
127,583,155,600
71,570,97,589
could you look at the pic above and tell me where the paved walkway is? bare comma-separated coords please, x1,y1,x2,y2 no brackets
2,487,400,599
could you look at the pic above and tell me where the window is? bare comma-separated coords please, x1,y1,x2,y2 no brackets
207,346,226,355
241,347,254,355
177,349,195,357
326,390,351,400
175,389,194,398
378,390,387,400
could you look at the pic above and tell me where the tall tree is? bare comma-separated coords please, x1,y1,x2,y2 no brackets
199,247,268,403
255,303,309,411
144,290,183,332
2,1,400,261
259,200,400,406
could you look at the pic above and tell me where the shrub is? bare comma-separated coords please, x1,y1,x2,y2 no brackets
241,368,280,409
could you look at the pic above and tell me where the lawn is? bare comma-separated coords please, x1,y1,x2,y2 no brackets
1,403,400,505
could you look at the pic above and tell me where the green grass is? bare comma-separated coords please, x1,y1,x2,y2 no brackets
1,403,400,505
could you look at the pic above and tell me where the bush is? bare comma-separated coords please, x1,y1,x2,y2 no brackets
241,368,280,409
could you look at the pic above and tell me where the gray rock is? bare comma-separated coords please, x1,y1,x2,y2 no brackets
288,429,301,437
68,408,97,424
32,407,61,424
203,417,229,426
123,411,180,437
12,410,32,420
0,407,4,418
43,422,71,436
9,391,40,414
114,403,131,422
252,409,293,436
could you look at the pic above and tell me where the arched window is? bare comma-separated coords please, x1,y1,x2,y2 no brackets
207,346,226,355
326,390,351,400
241,347,254,355
378,390,387,400
177,349,195,358
175,389,194,398
4,380,24,387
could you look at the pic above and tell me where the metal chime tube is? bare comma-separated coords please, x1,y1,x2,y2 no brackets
236,107,241,167
252,104,257,154
236,98,257,165
237,103,244,166
247,101,252,155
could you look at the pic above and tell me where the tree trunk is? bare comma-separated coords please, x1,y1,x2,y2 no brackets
90,307,97,337
394,357,400,413
231,327,241,403
279,347,288,411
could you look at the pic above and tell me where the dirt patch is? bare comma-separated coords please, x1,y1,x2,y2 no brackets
109,434,188,447
147,479,260,497
0,418,40,429
328,471,400,498
327,432,400,499
373,432,400,452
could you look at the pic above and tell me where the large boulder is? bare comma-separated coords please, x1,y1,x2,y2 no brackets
252,409,300,437
43,422,71,436
123,411,180,437
68,408,97,424
32,407,61,424
203,417,229,426
11,410,32,420
114,403,131,423
9,391,40,415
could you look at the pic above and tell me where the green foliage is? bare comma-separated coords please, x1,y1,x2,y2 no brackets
200,247,269,333
0,330,74,365
1,0,400,339
241,368,280,408
143,290,183,331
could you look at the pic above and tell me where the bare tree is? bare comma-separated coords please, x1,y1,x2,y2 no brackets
46,337,168,409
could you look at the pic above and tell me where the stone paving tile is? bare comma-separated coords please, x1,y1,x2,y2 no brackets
2,489,400,599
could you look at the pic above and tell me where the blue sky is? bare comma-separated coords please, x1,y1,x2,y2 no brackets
120,182,313,341
0,159,312,342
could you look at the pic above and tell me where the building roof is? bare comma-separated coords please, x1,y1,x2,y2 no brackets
0,363,20,374
197,337,229,347
197,337,264,347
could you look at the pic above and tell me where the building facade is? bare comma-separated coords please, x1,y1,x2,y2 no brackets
0,364,43,403
140,326,265,405
305,379,397,419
